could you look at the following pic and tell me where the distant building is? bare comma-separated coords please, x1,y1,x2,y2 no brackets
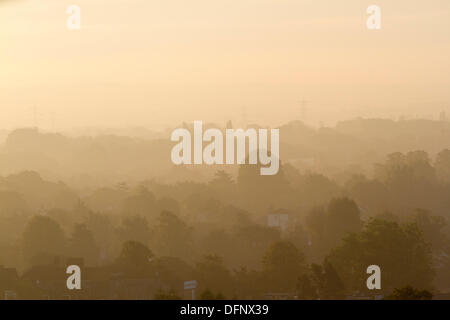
267,210,290,233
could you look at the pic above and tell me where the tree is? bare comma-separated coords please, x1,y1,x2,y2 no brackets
305,206,328,259
233,267,263,299
322,261,345,298
345,174,390,214
310,262,345,299
296,274,317,300
195,255,233,297
154,256,194,291
69,224,99,266
286,223,309,256
210,170,234,188
116,215,151,246
156,197,180,215
233,223,281,269
85,212,115,264
326,197,362,246
405,151,436,183
201,229,234,263
375,152,413,186
385,286,432,300
209,170,235,202
411,209,447,252
47,208,78,233
237,158,290,212
117,240,154,270
262,241,306,292
374,151,437,210
0,191,28,215
305,198,362,260
294,173,340,209
153,211,192,261
22,215,66,266
327,219,434,293
122,186,157,217
435,149,450,182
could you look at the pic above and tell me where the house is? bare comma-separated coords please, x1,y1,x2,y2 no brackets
267,209,291,233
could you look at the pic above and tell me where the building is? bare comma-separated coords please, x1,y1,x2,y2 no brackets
267,209,290,233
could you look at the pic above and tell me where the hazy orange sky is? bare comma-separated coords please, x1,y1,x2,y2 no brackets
1,0,450,130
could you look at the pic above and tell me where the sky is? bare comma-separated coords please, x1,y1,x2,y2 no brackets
1,0,450,130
